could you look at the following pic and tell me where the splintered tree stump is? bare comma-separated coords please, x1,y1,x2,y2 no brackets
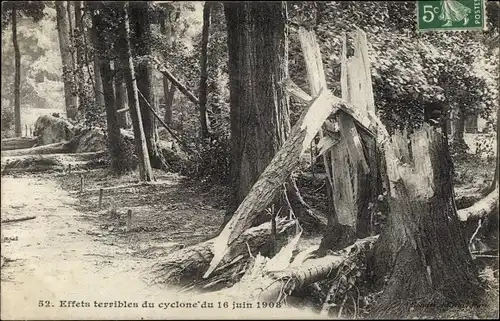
371,125,484,317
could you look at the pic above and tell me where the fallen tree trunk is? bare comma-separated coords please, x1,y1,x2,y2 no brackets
204,236,378,303
1,152,106,173
152,219,297,289
1,137,38,151
458,185,499,222
1,142,73,157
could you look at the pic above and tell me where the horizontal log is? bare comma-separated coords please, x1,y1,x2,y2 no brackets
1,137,38,151
1,142,71,157
206,235,378,302
1,216,36,224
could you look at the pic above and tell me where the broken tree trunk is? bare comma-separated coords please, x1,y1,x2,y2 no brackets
371,124,484,317
204,89,342,278
152,219,297,288
206,235,378,303
458,184,499,222
1,137,38,151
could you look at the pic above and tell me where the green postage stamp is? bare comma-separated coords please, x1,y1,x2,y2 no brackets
417,0,487,31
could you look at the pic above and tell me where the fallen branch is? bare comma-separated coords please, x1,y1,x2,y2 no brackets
1,216,36,224
152,57,200,106
458,185,499,221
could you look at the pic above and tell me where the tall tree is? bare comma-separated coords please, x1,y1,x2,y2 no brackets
88,6,104,110
130,2,163,168
117,1,153,181
198,1,211,138
159,5,176,126
55,1,77,119
224,1,290,209
12,2,21,137
74,0,86,113
93,3,130,174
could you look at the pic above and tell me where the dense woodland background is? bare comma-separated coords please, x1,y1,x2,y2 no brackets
1,1,499,319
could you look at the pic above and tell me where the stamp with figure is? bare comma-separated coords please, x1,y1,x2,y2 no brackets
417,0,487,32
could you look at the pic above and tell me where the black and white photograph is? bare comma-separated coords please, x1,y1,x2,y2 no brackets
1,1,499,319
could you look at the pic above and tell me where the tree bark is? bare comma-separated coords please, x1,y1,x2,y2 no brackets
117,2,153,182
198,1,211,138
12,4,21,137
129,2,162,169
224,1,290,208
114,60,131,129
55,1,78,119
74,0,86,113
371,125,483,317
94,5,131,174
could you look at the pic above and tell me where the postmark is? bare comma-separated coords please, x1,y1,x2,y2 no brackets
417,0,487,32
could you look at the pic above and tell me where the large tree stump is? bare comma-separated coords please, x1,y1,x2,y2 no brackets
371,125,484,317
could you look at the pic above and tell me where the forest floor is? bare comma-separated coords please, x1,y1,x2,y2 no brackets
0,152,498,319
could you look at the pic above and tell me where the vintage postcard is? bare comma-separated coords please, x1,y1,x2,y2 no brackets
1,1,498,320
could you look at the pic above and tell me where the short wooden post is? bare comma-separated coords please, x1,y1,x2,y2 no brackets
68,164,72,175
25,125,28,137
126,209,132,232
29,126,33,137
98,188,104,208
80,174,84,192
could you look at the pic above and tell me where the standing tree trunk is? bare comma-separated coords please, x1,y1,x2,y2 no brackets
94,5,131,174
74,0,86,114
114,60,131,128
222,2,324,233
224,1,290,208
130,2,163,169
198,1,211,139
12,4,21,137
452,105,468,151
88,5,105,109
159,8,175,126
55,1,77,119
117,2,153,182
371,125,483,317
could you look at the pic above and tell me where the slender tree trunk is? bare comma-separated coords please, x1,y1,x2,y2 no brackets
452,106,467,151
117,2,153,182
114,60,131,128
130,2,162,168
56,1,78,119
94,5,130,174
88,7,104,109
159,9,175,126
12,4,21,137
66,1,77,73
198,1,211,138
74,0,86,115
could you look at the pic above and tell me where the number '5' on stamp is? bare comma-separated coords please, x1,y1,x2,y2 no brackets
417,0,487,32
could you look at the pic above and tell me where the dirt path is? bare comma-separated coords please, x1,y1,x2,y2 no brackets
0,175,174,319
1,174,320,320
